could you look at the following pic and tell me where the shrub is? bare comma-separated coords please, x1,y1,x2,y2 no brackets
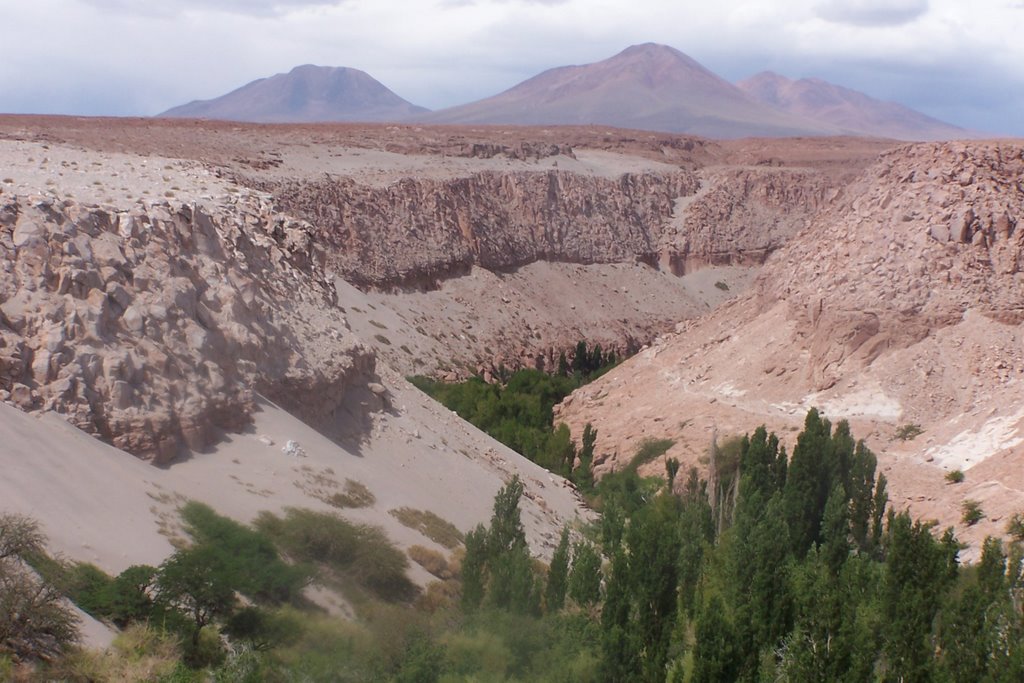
255,508,418,603
962,500,985,526
895,423,924,441
47,624,180,682
389,508,464,549
180,501,308,604
628,438,675,473
408,545,451,579
0,513,79,661
1006,513,1024,542
714,281,729,291
326,479,377,509
945,470,965,484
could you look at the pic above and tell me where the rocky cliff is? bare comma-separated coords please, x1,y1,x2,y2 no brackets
258,165,834,289
659,167,835,274
262,170,700,286
762,141,1024,390
0,194,375,462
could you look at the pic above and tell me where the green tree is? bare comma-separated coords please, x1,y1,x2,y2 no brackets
461,525,487,612
783,409,834,558
568,540,602,607
574,422,597,492
882,512,955,683
545,528,570,613
629,494,683,680
155,545,237,647
692,594,740,683
105,564,157,627
600,548,638,682
678,468,714,618
848,441,881,552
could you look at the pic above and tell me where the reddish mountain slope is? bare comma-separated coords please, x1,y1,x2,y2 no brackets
160,65,428,123
737,71,972,141
424,44,840,138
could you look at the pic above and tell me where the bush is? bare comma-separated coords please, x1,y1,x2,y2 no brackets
255,508,418,603
962,500,985,526
0,514,79,661
714,281,729,291
180,502,308,605
389,508,464,549
408,546,451,579
945,470,965,484
47,624,180,681
326,480,376,509
628,438,675,473
1007,513,1024,542
895,423,924,441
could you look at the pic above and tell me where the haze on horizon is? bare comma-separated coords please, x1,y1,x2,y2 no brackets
1,0,1022,137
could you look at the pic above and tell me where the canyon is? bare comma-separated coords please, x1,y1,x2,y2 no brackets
0,113,1020,634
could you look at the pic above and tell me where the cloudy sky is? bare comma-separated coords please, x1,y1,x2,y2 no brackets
1,0,1021,135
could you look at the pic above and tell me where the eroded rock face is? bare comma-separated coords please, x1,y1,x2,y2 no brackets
761,141,1024,389
0,195,373,462
660,167,835,274
259,165,837,292
264,170,701,286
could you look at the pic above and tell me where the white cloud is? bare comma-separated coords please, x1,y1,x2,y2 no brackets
0,0,1020,135
78,0,346,17
817,0,929,26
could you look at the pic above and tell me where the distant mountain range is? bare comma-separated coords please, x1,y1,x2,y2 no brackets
159,44,972,140
736,71,968,141
160,65,428,123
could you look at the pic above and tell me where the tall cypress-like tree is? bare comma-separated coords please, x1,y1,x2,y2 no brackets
783,409,834,558
568,540,602,607
575,423,597,492
629,494,683,681
692,594,740,683
461,525,487,612
882,512,955,683
601,548,638,682
545,528,570,613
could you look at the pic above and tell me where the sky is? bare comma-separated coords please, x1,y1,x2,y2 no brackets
1,0,1021,135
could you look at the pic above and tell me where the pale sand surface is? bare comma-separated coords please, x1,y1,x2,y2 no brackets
0,366,591,646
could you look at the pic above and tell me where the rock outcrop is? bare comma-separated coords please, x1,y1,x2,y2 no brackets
259,166,836,289
659,167,835,274
0,195,374,462
762,141,1024,389
262,170,701,286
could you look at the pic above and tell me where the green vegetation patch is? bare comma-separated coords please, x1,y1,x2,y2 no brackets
962,499,985,526
389,507,464,549
326,479,377,509
256,507,418,603
895,423,924,440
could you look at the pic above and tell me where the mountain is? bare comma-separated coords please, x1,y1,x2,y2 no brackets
737,71,971,141
159,64,428,123
422,43,842,138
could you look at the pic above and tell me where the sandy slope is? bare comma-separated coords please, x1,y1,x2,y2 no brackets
0,362,593,644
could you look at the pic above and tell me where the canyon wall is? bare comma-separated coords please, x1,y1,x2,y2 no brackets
0,195,375,462
260,165,833,289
